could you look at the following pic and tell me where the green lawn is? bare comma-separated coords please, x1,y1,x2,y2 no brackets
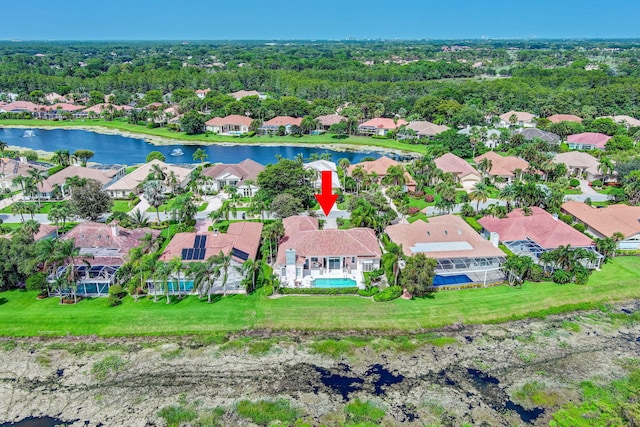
0,118,429,155
0,201,64,214
111,200,134,213
0,257,639,337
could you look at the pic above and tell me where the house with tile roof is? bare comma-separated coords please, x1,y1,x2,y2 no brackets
433,153,482,192
204,115,253,135
258,116,303,134
498,111,536,127
34,165,125,200
228,90,266,100
567,132,611,150
202,158,264,197
599,115,640,128
519,128,561,144
561,201,640,249
195,88,211,99
305,160,340,189
547,114,583,124
31,103,87,120
386,215,506,286
478,207,602,268
48,222,160,296
358,117,407,136
0,158,49,191
152,222,263,295
105,159,193,199
275,216,381,288
403,121,449,139
552,152,605,182
316,114,346,130
474,151,530,185
83,103,133,116
347,156,416,192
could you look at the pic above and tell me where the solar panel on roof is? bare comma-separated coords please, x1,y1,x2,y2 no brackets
194,235,201,248
194,248,206,260
182,248,195,260
232,247,249,261
198,235,207,248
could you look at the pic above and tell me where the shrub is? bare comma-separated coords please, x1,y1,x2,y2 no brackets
407,207,420,215
559,214,573,224
373,285,403,302
280,287,358,295
344,399,386,425
591,179,602,187
108,284,125,306
25,272,47,292
569,178,580,187
157,405,198,427
48,165,65,176
573,223,586,232
263,285,273,296
357,286,380,297
527,265,544,282
424,194,434,203
552,270,572,284
236,399,299,426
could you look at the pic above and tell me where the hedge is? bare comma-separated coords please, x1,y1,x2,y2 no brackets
357,286,380,297
280,287,359,295
373,286,403,302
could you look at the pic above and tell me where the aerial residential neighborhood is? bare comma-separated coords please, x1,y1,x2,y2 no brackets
1,7,640,425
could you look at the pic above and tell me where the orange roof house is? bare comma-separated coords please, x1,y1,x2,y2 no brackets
347,156,416,191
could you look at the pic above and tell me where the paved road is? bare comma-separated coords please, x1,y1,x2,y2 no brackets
562,180,609,202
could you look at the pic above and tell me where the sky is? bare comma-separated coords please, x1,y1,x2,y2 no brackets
3,0,640,40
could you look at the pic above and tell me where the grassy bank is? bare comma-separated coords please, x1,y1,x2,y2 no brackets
0,119,428,155
0,257,638,337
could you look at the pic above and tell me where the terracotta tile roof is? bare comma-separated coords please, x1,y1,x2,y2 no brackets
561,201,640,239
105,159,192,192
159,221,263,263
547,114,583,123
195,88,211,95
406,120,449,137
552,152,601,177
386,216,506,258
263,116,303,127
205,114,253,127
276,216,381,265
478,207,594,249
315,114,346,127
202,159,264,186
0,158,47,180
347,156,416,186
62,222,160,264
1,101,41,112
599,115,640,127
358,117,407,130
45,92,67,103
474,151,530,177
499,111,535,123
435,153,481,178
42,165,121,193
45,103,85,112
567,132,611,149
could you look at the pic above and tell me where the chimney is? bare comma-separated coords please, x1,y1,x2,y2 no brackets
489,232,500,247
213,228,219,236
110,221,119,237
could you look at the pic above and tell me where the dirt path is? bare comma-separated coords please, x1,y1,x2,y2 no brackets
0,302,638,426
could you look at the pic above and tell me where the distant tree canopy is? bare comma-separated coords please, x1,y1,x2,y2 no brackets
146,151,166,163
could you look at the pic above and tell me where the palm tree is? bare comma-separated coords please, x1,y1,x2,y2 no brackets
262,221,285,263
598,157,615,183
51,149,71,167
11,201,27,222
338,158,350,190
149,163,167,182
153,261,172,304
238,259,262,293
213,252,233,295
192,148,208,164
28,168,47,208
53,239,82,303
169,256,185,298
20,219,40,239
477,157,493,177
191,259,221,302
143,180,166,223
165,170,179,196
129,209,150,228
12,175,27,193
351,166,366,195
469,182,490,213
498,184,516,212
382,165,406,187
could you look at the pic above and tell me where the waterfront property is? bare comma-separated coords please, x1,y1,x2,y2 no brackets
202,158,264,197
34,165,125,200
150,222,263,295
357,117,407,136
204,115,253,135
386,215,506,286
478,207,602,268
315,114,346,130
47,222,160,296
105,159,192,198
561,201,640,249
347,156,416,192
403,120,449,139
304,159,340,189
434,153,482,192
0,157,49,190
258,116,303,134
275,216,381,288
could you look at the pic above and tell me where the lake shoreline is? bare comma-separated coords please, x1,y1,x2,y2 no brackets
0,123,420,158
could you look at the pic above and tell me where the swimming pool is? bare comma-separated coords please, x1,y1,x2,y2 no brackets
312,278,357,288
433,274,472,286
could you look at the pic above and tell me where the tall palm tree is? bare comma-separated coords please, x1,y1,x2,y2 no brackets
191,259,221,302
143,180,166,223
338,158,350,190
53,239,82,303
149,163,167,182
351,166,366,195
169,256,185,298
597,157,615,183
213,252,233,296
469,182,490,213
498,184,516,212
192,148,208,164
20,219,40,239
165,170,179,196
153,261,172,304
28,168,47,208
238,259,262,293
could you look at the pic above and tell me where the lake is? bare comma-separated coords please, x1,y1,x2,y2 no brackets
0,127,386,165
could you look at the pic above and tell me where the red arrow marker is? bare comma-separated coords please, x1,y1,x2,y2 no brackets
315,170,339,216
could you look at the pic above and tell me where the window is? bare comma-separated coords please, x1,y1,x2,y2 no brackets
351,257,356,263
328,258,341,270
280,267,286,277
362,261,374,272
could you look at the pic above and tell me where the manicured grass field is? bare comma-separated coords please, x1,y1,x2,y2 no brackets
0,257,639,337
0,201,64,214
111,200,134,213
0,119,429,155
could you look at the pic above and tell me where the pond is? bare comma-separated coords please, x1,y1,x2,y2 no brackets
0,127,387,165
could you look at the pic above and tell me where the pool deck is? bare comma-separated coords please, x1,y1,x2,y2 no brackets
298,270,365,289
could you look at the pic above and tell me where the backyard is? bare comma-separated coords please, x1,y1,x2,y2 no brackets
0,257,638,337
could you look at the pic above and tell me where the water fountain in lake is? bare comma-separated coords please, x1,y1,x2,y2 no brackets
22,130,36,138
